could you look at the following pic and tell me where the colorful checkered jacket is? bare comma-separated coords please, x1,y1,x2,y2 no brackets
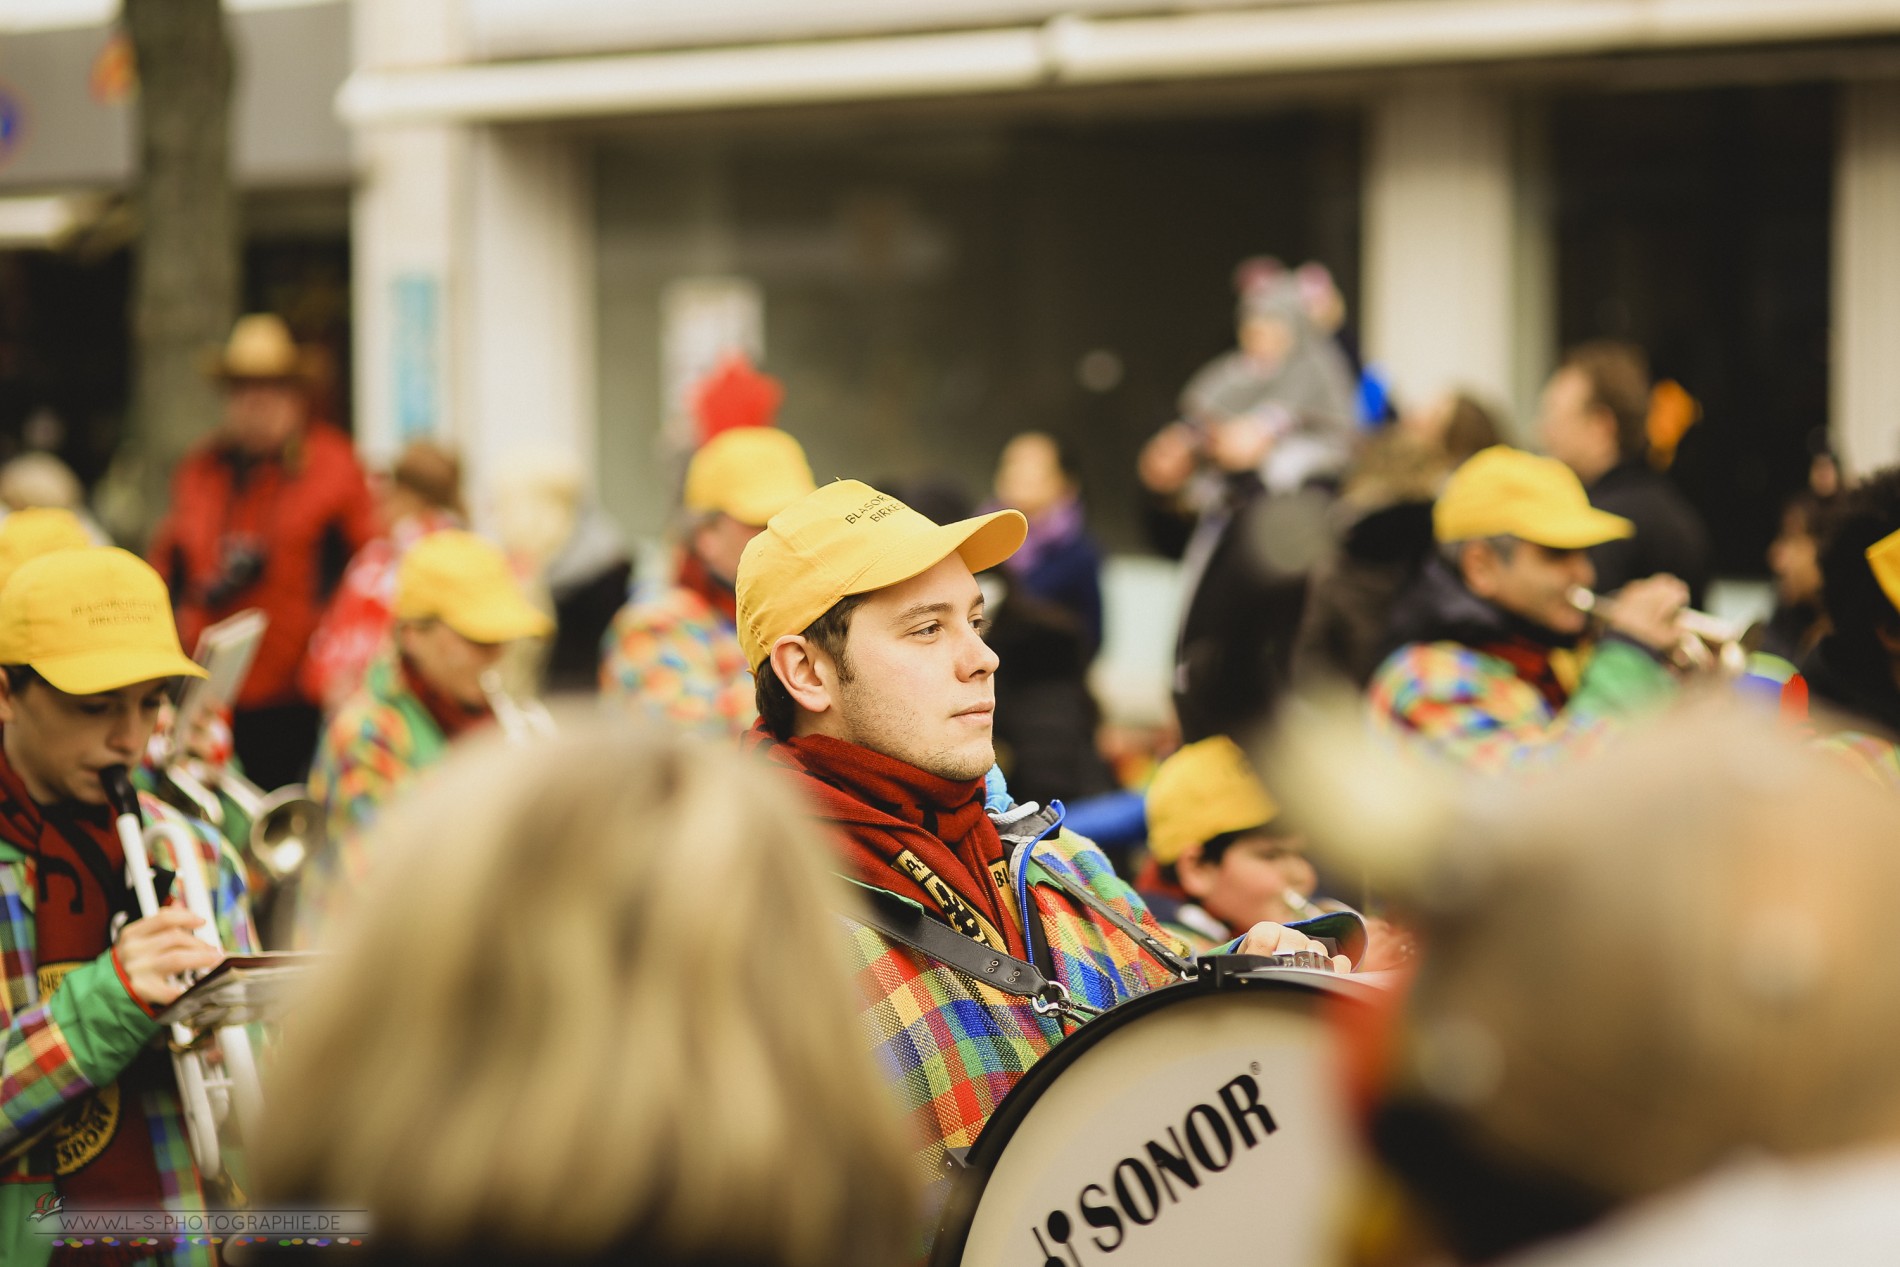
300,654,447,946
1369,559,1678,771
0,794,254,1267
1369,636,1676,772
600,581,755,740
843,809,1194,1197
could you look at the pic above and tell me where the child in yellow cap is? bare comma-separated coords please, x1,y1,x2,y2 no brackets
0,548,255,1260
1136,736,1319,951
301,530,551,945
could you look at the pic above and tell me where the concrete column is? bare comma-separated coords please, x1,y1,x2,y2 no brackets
1833,81,1900,476
1362,85,1526,423
461,126,598,510
351,125,467,464
350,0,469,466
351,0,597,516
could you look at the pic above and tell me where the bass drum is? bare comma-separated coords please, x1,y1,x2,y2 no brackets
931,960,1382,1267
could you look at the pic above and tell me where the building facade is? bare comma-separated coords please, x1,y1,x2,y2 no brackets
342,0,1900,571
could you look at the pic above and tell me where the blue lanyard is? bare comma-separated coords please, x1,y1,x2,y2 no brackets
1010,799,1067,959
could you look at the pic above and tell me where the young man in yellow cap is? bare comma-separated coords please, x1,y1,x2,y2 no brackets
0,548,253,1261
601,426,814,738
1136,735,1319,952
301,530,550,941
1369,446,1688,771
734,479,1342,1189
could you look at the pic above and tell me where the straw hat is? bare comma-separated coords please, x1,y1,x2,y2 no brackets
207,313,305,382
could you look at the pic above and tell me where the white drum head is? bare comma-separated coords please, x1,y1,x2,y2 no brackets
947,971,1364,1267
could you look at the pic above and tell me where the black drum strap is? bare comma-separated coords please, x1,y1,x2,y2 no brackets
1037,864,1370,972
845,880,1097,1022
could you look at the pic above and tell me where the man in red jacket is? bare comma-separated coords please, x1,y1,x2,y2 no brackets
150,314,376,790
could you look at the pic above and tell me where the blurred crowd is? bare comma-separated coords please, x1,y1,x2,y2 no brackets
3,253,1899,1267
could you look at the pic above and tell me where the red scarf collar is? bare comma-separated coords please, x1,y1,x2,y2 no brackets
399,654,491,740
1477,637,1571,713
677,549,740,627
0,741,168,1222
742,726,1026,959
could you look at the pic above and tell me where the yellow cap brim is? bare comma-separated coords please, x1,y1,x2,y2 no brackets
437,595,554,645
849,509,1028,597
33,647,207,696
1511,507,1635,551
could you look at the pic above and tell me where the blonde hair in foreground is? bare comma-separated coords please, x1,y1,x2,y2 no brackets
256,719,921,1264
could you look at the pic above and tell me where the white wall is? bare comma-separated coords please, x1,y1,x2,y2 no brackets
461,128,597,510
1363,85,1523,417
353,0,598,522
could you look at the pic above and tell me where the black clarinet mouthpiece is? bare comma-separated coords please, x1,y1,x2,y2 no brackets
98,765,140,821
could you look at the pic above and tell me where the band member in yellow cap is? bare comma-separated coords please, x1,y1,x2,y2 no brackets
600,425,815,738
1135,736,1318,952
301,530,551,943
1369,446,1689,771
734,479,1342,1194
0,548,253,1261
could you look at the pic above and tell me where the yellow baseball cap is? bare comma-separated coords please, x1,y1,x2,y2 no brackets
394,531,554,644
0,508,93,596
1434,445,1634,549
0,548,206,694
1866,527,1900,614
735,479,1026,669
684,428,817,527
1145,736,1280,866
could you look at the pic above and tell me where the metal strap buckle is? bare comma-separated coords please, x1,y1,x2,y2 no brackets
1033,981,1103,1025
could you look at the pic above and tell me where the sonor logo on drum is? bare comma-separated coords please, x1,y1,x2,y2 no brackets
1028,1071,1278,1263
937,966,1379,1267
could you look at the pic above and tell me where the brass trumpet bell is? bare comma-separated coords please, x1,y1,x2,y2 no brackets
249,786,323,883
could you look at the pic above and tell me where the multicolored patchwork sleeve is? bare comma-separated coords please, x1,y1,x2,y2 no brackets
302,700,424,947
1368,639,1675,773
0,853,160,1158
1029,830,1190,1012
600,598,756,739
309,701,414,869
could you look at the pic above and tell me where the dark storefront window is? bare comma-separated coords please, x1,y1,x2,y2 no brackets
596,109,1362,548
1551,83,1833,577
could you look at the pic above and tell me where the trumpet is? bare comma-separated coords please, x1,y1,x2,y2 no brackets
101,765,262,1186
1567,586,1748,674
481,668,556,743
159,760,324,886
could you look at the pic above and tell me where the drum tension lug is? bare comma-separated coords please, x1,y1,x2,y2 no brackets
1202,953,1283,989
942,1147,971,1173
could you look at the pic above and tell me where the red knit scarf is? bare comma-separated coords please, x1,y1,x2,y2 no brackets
0,743,168,1243
743,727,1026,959
677,549,740,628
1477,637,1572,713
400,654,490,740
